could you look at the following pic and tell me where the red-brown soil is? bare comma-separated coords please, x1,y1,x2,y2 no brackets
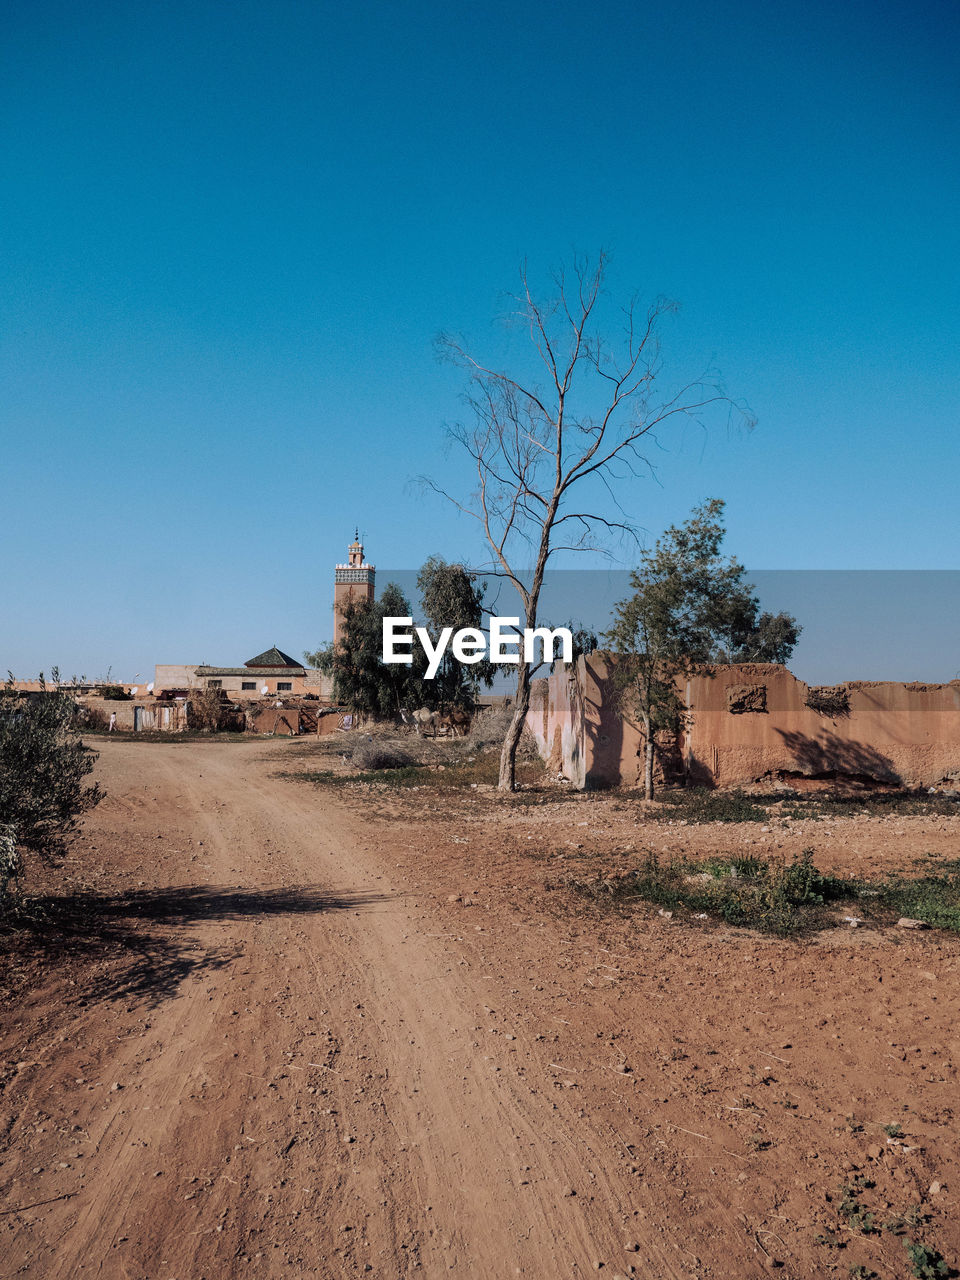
1,738,958,1279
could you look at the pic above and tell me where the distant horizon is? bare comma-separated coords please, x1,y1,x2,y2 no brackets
8,568,957,690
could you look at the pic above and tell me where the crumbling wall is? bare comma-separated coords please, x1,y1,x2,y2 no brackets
75,696,189,733
527,656,960,790
527,662,588,788
684,665,960,790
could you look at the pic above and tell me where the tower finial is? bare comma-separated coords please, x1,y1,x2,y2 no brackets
355,526,359,542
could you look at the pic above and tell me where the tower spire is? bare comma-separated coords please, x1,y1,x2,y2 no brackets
334,533,376,645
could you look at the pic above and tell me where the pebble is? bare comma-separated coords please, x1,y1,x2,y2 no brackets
897,917,928,929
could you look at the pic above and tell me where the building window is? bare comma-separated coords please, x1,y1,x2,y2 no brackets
206,679,222,689
241,681,256,691
277,682,292,692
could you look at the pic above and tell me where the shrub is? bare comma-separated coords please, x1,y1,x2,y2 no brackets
465,704,537,756
777,848,851,905
188,686,226,732
655,788,768,823
351,741,414,771
570,849,857,936
73,703,109,732
874,867,960,933
0,687,102,906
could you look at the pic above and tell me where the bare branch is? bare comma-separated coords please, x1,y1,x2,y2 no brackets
428,253,753,790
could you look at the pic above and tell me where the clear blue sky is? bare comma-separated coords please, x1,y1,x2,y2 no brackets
2,0,958,682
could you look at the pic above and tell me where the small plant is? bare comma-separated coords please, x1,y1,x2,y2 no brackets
814,1228,845,1249
883,1122,904,1139
701,854,767,879
779,848,850,905
848,1266,877,1279
783,791,959,820
904,1241,949,1279
0,824,18,905
885,1205,927,1235
839,1176,878,1235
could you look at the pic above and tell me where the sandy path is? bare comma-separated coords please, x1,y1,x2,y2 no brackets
1,741,683,1280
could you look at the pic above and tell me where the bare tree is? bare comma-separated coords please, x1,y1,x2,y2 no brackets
430,253,752,791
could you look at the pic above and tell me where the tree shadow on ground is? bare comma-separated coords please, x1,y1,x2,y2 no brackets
1,885,391,1010
774,727,901,785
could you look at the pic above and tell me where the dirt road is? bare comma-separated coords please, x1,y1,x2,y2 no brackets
2,740,958,1279
1,741,683,1279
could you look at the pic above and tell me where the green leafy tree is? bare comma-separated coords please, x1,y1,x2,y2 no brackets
0,680,102,906
714,608,801,664
330,583,426,718
606,500,799,799
429,253,753,790
416,557,494,710
302,642,334,673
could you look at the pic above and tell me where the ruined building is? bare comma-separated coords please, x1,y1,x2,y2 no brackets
527,655,960,792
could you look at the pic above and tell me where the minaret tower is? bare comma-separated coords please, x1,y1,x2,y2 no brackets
333,530,376,645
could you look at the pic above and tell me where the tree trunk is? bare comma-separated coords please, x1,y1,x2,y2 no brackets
498,661,532,792
643,713,655,801
496,496,557,792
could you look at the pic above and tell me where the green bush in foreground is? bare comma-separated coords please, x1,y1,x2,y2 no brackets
0,686,102,906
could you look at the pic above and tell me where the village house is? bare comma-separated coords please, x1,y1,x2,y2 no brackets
154,646,329,699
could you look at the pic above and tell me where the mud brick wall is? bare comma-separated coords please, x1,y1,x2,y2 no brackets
528,656,960,790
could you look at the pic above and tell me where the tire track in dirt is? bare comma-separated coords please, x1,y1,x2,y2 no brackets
211,746,691,1278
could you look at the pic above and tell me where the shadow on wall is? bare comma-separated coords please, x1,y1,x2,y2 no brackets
585,669,625,790
5,885,391,1010
774,727,901,785
565,664,586,785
